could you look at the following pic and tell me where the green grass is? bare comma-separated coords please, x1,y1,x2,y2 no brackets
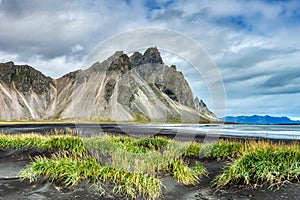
83,135,206,185
185,140,300,189
0,132,207,199
0,133,85,154
183,142,202,157
168,159,207,185
20,153,162,199
134,112,151,123
133,137,170,150
203,140,244,160
2,132,300,198
213,141,300,189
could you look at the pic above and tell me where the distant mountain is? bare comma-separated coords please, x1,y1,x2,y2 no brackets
0,47,218,123
223,115,300,125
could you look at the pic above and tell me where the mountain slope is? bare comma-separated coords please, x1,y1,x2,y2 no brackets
0,61,56,120
0,47,218,123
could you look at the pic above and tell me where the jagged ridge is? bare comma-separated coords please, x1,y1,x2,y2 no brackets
0,47,218,123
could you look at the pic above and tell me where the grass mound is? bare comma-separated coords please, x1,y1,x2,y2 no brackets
183,142,203,157
0,132,207,199
203,140,243,160
83,135,206,184
0,133,85,154
20,153,162,199
2,131,300,198
214,142,300,188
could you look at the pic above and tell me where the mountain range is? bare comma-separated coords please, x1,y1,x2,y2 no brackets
223,115,300,125
0,47,218,123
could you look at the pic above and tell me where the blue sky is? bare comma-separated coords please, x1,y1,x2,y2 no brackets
0,0,300,118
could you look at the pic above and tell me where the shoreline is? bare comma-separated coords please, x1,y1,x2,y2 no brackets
1,123,300,144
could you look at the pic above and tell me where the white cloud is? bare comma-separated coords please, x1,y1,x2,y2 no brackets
27,55,82,79
71,45,84,53
0,51,19,62
0,50,81,79
0,0,300,117
226,92,300,117
290,117,300,121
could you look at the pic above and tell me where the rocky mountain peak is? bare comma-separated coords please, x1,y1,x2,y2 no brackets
106,51,125,66
170,65,177,71
0,61,14,83
89,51,125,72
108,53,131,73
141,47,164,64
0,61,53,94
130,52,143,68
194,97,217,118
194,97,206,110
4,61,14,67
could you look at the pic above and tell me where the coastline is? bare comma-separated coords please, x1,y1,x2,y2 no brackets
1,125,300,199
1,123,300,142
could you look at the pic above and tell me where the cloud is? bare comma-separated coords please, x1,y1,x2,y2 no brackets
226,92,300,117
27,55,82,79
152,0,300,116
0,0,152,77
0,51,19,62
0,1,83,58
0,50,81,79
0,0,300,117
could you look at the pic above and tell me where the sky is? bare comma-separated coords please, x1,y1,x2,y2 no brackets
0,0,300,118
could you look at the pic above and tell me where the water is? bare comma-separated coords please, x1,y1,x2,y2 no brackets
198,124,300,140
133,124,300,140
1,123,300,140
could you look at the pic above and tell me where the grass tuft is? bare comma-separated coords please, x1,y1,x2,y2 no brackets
83,135,208,183
20,153,162,199
0,133,85,154
0,133,207,199
3,132,300,195
183,142,202,157
213,142,300,188
168,159,207,185
203,140,243,160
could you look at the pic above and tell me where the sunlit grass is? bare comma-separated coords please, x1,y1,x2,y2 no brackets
203,140,244,160
213,141,300,188
2,131,299,198
183,142,202,157
168,159,208,185
0,132,207,199
84,135,206,185
0,133,85,154
20,152,163,199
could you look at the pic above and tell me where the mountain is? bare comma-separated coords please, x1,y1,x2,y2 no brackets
223,115,300,125
0,47,218,123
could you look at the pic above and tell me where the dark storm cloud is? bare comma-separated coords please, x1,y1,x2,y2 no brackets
0,0,85,59
0,0,69,16
257,66,300,95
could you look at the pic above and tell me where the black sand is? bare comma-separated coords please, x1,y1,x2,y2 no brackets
1,147,300,200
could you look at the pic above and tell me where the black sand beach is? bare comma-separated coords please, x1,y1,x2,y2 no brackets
1,124,300,199
1,146,300,200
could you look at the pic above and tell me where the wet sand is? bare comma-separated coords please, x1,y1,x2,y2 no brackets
1,147,300,200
